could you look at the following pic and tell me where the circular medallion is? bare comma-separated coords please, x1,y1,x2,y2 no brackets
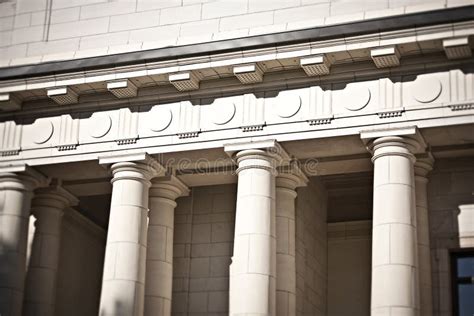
344,87,371,111
413,78,442,103
212,101,236,125
89,113,112,138
276,94,301,118
32,120,54,144
149,107,173,132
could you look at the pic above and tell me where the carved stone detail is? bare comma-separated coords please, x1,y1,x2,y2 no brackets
116,108,139,145
149,107,173,132
378,78,402,110
413,77,442,103
343,86,371,111
57,144,78,151
89,113,112,138
0,121,22,156
276,94,301,118
116,138,138,145
449,103,473,111
213,101,236,125
177,101,200,138
57,114,79,151
241,124,265,132
377,108,405,119
449,70,473,103
177,131,200,139
32,120,54,144
241,94,265,131
307,116,333,125
307,86,333,124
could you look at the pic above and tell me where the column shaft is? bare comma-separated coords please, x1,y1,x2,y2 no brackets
370,136,419,316
0,171,43,316
23,185,77,316
415,156,434,316
145,177,188,316
230,149,277,316
275,174,300,316
99,161,155,316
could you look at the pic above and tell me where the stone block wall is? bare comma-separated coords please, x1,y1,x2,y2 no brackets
327,221,372,316
54,209,106,316
295,177,328,315
428,157,474,316
172,184,236,316
0,0,471,66
171,178,329,315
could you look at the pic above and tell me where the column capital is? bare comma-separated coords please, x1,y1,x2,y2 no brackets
415,152,435,179
360,126,427,162
150,175,189,201
99,152,166,183
224,139,290,161
224,139,291,175
33,179,78,210
361,126,427,153
277,162,308,191
0,164,49,191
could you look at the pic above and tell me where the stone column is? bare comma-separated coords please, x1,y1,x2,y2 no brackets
414,153,434,316
225,140,287,316
23,181,78,316
363,130,424,316
145,175,189,316
99,154,164,316
0,166,47,316
275,168,307,316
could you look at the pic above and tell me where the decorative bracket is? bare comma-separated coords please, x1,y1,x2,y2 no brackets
307,116,334,125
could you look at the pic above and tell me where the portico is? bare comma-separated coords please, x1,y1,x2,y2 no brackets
0,3,473,315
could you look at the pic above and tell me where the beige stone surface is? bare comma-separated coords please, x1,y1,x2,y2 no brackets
145,176,188,316
228,146,278,315
1,0,471,65
275,170,307,316
54,209,106,316
428,157,474,315
327,221,372,316
295,178,328,315
23,183,77,316
367,134,420,316
414,154,434,316
99,158,162,316
0,1,472,313
172,184,235,315
0,168,47,316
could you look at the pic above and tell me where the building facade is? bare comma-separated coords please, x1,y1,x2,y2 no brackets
0,0,473,315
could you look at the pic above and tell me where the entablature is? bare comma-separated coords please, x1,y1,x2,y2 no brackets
0,18,472,112
0,68,472,168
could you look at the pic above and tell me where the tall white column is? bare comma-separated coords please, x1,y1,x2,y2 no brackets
414,154,434,316
99,155,164,316
145,175,188,316
364,133,423,316
23,181,77,316
0,166,47,316
225,140,287,316
275,169,307,316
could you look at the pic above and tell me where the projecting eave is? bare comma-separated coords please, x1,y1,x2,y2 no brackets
0,5,473,81
0,6,473,114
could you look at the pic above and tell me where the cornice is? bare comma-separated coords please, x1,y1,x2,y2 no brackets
0,6,472,81
0,18,472,115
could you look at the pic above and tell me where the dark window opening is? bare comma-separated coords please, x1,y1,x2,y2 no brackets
451,249,474,316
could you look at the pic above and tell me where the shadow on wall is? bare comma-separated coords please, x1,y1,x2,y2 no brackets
99,301,125,316
429,156,474,315
0,242,21,316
